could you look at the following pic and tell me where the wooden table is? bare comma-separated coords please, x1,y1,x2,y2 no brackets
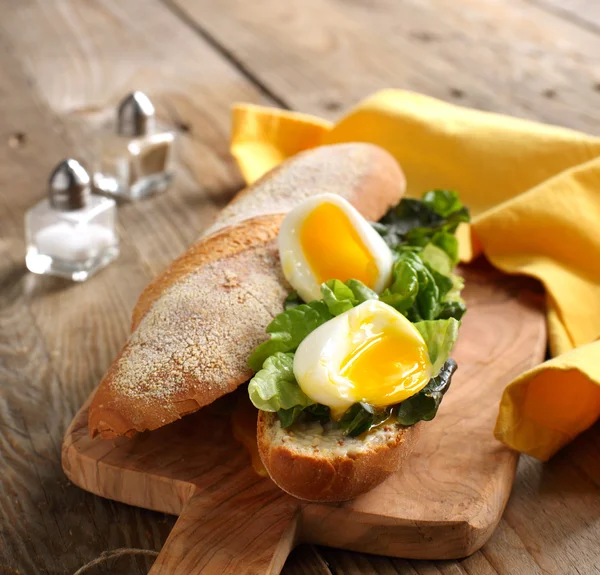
1,1,599,573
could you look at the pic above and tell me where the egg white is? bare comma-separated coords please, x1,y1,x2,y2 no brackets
278,194,393,302
293,300,431,417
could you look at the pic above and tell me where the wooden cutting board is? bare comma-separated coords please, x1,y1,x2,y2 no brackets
62,262,546,574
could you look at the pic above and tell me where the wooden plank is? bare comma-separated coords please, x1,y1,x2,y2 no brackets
173,0,600,132
502,439,600,574
0,33,172,575
0,0,276,572
0,0,271,277
1,0,598,574
166,1,600,575
285,546,332,575
62,263,547,569
534,0,600,33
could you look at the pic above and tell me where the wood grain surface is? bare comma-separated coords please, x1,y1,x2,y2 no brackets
62,265,547,572
535,0,600,31
1,0,599,574
174,0,600,130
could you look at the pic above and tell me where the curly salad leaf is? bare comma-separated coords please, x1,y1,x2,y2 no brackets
396,358,457,425
373,189,470,262
414,318,460,375
248,352,312,412
248,301,333,372
247,190,470,437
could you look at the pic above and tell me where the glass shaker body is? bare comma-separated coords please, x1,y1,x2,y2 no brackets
25,195,119,281
94,130,174,200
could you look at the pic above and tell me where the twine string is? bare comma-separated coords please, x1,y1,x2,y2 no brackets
72,548,159,575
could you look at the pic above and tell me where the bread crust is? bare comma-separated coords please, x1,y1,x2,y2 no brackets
89,215,286,438
88,143,406,439
257,412,421,502
203,142,406,237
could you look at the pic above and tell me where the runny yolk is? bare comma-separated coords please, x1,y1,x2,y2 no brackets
300,202,378,287
339,326,432,407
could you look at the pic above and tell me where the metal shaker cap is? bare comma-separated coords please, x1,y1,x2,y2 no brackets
48,159,91,211
116,91,156,137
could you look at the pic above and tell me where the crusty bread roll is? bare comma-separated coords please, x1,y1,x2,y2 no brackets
258,412,421,502
89,143,406,439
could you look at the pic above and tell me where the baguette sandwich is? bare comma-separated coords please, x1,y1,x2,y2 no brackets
89,143,469,502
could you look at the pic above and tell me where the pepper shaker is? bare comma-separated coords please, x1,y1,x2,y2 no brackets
25,159,119,281
94,91,174,199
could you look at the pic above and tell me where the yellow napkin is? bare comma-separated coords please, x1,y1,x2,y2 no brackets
230,90,600,461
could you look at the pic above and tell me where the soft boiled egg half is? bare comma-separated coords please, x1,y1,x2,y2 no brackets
294,300,433,418
278,194,393,302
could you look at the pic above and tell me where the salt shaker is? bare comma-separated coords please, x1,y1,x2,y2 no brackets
25,159,119,281
94,91,174,199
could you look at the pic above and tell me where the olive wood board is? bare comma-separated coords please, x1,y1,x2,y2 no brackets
62,262,546,574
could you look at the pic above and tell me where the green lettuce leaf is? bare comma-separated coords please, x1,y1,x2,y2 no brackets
321,279,378,316
421,243,453,275
277,405,304,428
402,251,440,321
446,272,465,301
278,403,331,428
380,246,463,323
284,290,302,310
379,197,439,239
375,190,470,250
339,403,392,438
436,273,466,320
423,190,464,217
432,231,459,265
428,267,453,300
248,301,333,372
414,318,460,374
397,359,457,425
422,190,470,234
437,300,466,321
248,190,468,431
248,352,313,412
345,279,378,303
321,279,357,316
380,257,419,312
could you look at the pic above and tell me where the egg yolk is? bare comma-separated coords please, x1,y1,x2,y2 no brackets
300,202,379,287
339,325,432,407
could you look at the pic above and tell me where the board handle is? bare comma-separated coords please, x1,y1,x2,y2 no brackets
149,471,300,575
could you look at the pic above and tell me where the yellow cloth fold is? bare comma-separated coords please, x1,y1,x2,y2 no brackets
230,90,600,460
231,105,332,183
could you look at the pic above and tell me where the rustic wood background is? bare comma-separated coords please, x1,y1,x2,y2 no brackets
0,0,599,574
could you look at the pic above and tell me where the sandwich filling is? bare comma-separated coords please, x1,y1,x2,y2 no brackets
248,190,469,437
293,300,433,419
